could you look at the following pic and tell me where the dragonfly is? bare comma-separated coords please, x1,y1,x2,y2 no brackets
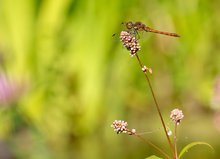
113,21,180,38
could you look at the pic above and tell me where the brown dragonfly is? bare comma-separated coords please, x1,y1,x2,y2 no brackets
113,21,180,38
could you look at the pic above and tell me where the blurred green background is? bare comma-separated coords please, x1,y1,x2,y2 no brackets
0,0,220,158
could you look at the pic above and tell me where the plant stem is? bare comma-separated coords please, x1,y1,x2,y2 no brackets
135,54,176,158
174,123,178,159
135,134,172,159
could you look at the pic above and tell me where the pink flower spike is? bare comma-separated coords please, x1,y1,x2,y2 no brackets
120,31,141,56
111,120,128,134
170,109,184,125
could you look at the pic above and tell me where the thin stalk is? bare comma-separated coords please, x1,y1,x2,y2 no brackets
135,54,176,158
135,134,172,159
174,123,178,159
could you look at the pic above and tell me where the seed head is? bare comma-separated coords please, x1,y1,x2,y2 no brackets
170,109,184,125
120,31,141,56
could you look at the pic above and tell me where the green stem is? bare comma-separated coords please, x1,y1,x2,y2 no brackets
135,54,176,158
174,123,178,159
135,134,172,159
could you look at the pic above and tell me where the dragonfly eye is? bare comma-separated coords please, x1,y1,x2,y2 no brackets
126,22,133,29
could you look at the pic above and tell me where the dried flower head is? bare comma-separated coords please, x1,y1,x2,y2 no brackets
111,120,136,135
170,109,184,125
120,31,141,56
142,66,153,74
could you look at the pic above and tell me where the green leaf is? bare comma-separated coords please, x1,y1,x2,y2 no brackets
179,141,214,159
145,155,163,159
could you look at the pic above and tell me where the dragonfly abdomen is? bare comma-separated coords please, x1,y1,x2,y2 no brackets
144,26,180,37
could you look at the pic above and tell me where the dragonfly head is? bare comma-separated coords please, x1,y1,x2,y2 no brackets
125,21,134,30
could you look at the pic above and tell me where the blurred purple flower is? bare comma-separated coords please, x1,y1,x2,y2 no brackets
211,75,220,108
0,74,24,105
213,111,220,132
